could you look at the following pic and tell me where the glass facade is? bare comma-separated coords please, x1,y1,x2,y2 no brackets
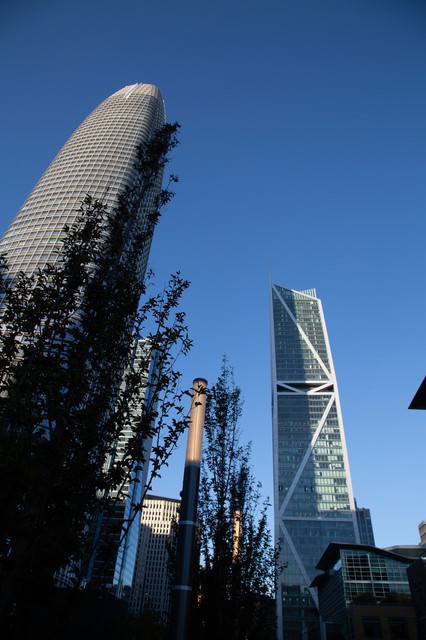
314,543,417,639
270,284,359,639
1,85,166,597
0,83,165,284
87,339,154,598
340,548,411,602
356,506,376,546
111,340,157,598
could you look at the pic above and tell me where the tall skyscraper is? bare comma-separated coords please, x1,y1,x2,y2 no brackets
0,83,165,282
87,339,156,598
270,284,360,640
0,84,166,596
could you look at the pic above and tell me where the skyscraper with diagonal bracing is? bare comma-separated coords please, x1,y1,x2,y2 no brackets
270,284,360,640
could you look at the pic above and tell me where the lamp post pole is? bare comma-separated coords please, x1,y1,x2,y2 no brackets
169,377,207,640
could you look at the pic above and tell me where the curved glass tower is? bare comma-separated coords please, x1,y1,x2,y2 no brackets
0,84,166,599
0,83,165,282
270,284,359,640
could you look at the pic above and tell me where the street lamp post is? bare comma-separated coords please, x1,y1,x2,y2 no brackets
169,378,207,640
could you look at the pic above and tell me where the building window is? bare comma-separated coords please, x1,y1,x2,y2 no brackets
362,617,382,638
388,618,409,639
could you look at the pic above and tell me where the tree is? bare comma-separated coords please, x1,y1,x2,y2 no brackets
0,123,193,631
194,358,280,640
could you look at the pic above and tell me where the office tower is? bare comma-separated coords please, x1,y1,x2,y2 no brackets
356,503,376,546
87,339,156,599
53,341,154,597
0,83,165,282
129,495,180,622
0,84,166,595
270,284,359,640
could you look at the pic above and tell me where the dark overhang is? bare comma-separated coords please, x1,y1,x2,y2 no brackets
311,573,330,589
409,377,426,410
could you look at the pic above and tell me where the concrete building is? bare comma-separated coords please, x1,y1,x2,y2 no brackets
130,495,180,623
418,522,426,547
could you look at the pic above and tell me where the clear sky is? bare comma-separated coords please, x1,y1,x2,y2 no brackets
1,0,426,549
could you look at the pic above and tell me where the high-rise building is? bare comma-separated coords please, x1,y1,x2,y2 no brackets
53,341,154,598
0,84,166,596
129,495,180,622
0,83,165,282
87,339,156,599
356,503,375,546
269,284,360,640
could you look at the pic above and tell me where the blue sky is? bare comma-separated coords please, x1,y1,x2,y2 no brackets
1,0,426,549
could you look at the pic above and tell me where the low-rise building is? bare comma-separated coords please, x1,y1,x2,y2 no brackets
312,542,420,639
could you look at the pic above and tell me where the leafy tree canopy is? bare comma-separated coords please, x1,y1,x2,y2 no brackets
194,358,280,640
